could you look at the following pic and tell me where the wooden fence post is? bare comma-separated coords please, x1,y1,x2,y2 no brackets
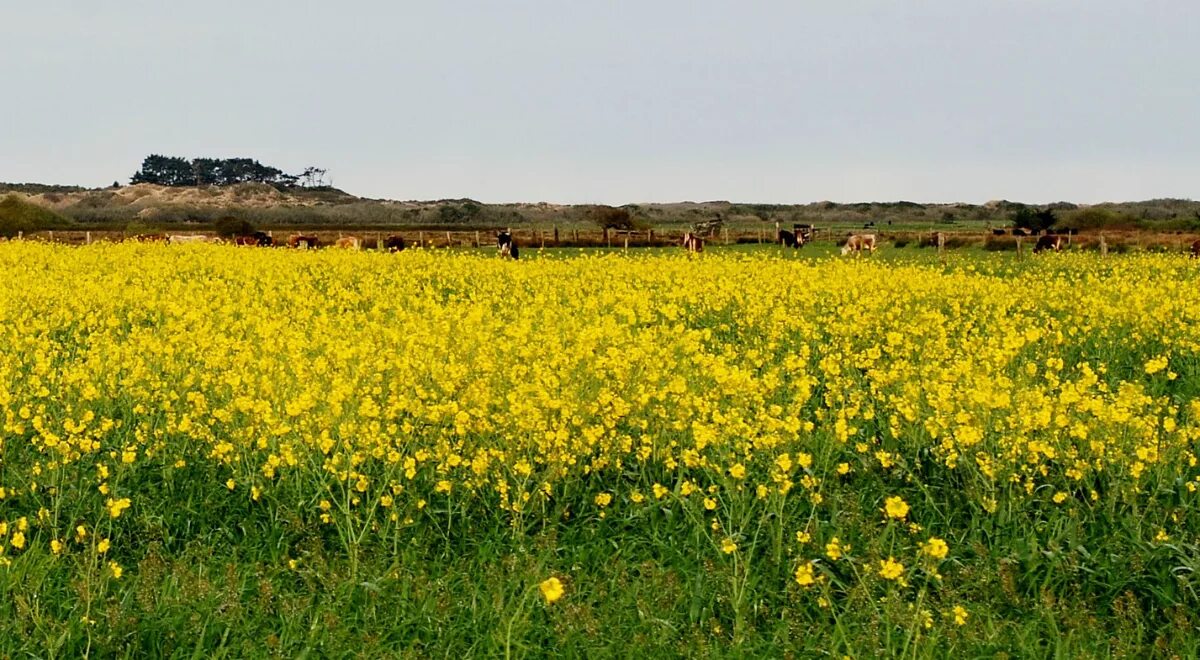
623,233,629,251
937,232,945,261
554,226,559,244
419,231,424,247
1100,233,1107,257
446,231,452,247
723,227,730,245
1016,236,1023,259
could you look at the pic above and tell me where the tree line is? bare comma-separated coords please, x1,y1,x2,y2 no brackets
130,155,328,189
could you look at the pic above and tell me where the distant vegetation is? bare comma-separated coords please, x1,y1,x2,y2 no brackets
2,174,1199,234
0,194,70,237
129,155,329,189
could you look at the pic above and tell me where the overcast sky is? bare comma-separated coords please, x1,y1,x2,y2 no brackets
2,1,1197,204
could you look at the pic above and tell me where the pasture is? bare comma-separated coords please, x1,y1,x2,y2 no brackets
0,241,1199,656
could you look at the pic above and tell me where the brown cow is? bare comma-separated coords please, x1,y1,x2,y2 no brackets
334,236,361,250
1033,235,1064,253
840,234,876,256
383,235,407,252
1191,239,1200,258
288,234,320,249
681,232,705,253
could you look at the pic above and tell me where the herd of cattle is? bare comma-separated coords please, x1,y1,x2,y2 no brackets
131,230,1200,259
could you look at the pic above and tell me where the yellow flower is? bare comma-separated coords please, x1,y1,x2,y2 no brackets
703,497,717,511
539,577,564,604
97,538,110,554
729,463,746,480
920,537,949,560
51,539,64,556
1052,492,1068,504
794,562,816,586
10,532,25,550
1144,355,1168,375
226,479,236,490
107,497,132,519
109,561,123,579
878,556,905,581
952,605,968,625
836,462,851,475
652,484,668,500
630,491,645,504
721,537,738,554
884,496,909,520
796,531,811,544
594,492,612,507
826,537,846,561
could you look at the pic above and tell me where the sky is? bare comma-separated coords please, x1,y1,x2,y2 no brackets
2,1,1197,205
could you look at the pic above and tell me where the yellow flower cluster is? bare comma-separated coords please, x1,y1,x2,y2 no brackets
0,241,1196,610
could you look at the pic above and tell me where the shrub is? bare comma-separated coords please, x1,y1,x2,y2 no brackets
0,195,69,237
214,215,255,237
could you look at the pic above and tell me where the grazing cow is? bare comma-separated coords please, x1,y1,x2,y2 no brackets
992,228,1007,236
840,234,877,256
778,229,803,248
288,234,320,249
1011,228,1028,237
334,236,361,250
233,231,273,247
383,235,407,252
1190,239,1199,258
497,231,519,259
681,232,705,253
168,234,216,245
1033,234,1064,253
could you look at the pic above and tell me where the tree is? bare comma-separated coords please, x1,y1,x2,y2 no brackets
1012,206,1056,233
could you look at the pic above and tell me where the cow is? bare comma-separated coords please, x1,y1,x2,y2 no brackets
992,228,1007,236
1190,239,1199,258
234,231,273,247
383,235,407,252
681,232,705,253
840,234,877,256
1011,228,1028,237
334,236,361,250
1033,235,1064,253
168,234,217,245
288,234,320,249
778,229,803,248
497,231,519,259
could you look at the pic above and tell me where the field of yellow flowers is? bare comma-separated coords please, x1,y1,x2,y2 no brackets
1,241,1199,656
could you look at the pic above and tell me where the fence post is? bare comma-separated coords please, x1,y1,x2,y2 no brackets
623,233,629,251
554,226,559,244
419,230,424,247
446,231,452,247
1100,233,1107,257
540,230,545,249
937,232,945,261
1016,236,1023,259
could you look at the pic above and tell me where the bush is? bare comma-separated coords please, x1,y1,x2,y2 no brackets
214,215,255,237
0,195,69,237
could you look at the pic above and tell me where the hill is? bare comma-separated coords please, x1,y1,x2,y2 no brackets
1,182,1198,233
